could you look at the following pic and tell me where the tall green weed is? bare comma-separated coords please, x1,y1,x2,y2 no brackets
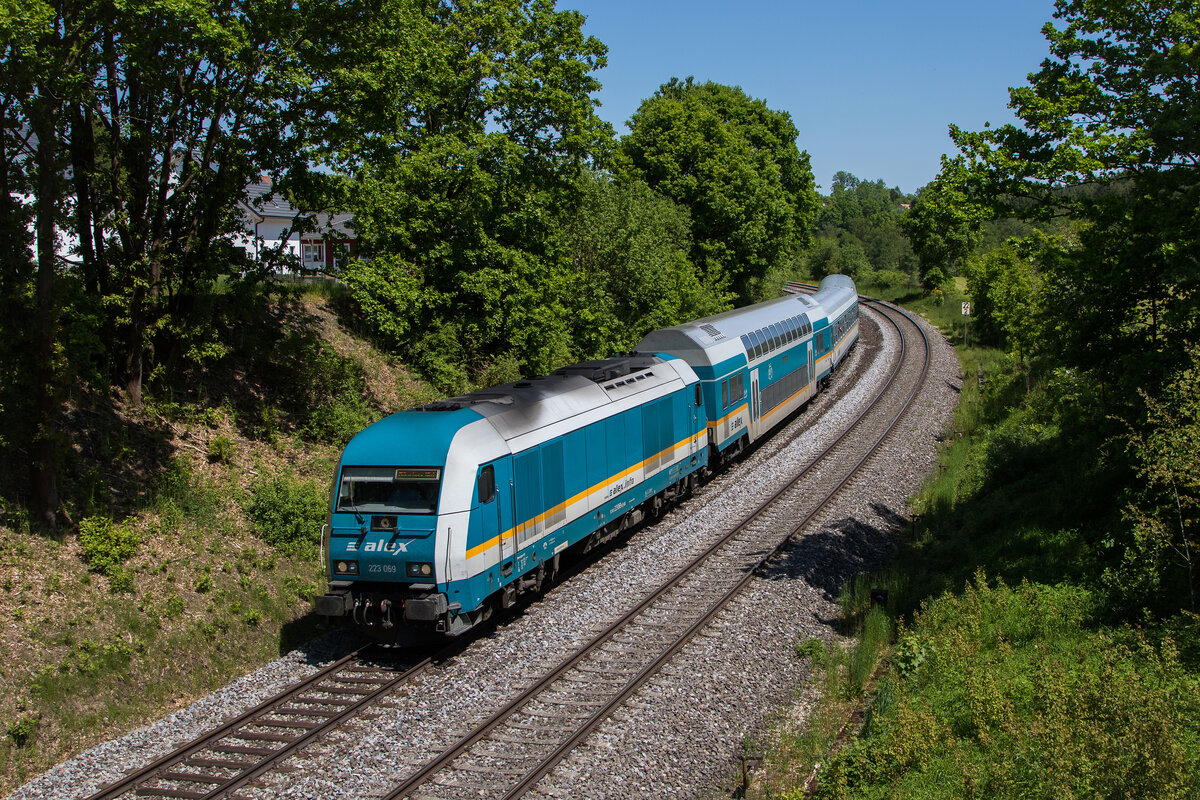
244,473,325,556
77,517,140,592
813,575,1200,800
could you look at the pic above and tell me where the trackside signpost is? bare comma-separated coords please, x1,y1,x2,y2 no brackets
962,301,971,348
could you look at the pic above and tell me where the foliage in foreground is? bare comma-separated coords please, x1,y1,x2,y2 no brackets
816,576,1200,800
753,270,1200,798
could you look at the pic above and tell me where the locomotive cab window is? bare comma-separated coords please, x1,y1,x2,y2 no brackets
337,466,441,515
477,465,496,504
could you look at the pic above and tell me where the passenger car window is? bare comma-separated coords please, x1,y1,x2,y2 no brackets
750,331,765,359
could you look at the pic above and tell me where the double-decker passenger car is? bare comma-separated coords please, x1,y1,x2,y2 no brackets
636,274,859,465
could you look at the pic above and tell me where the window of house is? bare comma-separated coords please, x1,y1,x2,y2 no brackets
302,241,324,264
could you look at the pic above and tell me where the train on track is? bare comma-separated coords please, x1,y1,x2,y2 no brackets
314,275,859,640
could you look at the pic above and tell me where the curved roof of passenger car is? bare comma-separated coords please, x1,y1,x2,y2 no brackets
636,290,827,369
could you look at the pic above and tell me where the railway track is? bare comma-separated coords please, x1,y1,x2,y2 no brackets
82,647,442,800
84,296,928,800
381,298,928,800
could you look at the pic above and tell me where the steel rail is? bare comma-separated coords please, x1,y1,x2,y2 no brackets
83,645,440,800
502,299,930,798
82,292,924,800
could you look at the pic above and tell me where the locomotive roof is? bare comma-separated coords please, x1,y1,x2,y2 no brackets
342,354,691,466
345,353,690,461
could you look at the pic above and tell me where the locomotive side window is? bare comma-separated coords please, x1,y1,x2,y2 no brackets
478,465,496,504
695,383,703,408
338,466,440,515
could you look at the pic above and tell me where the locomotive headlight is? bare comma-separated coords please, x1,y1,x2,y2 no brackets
334,560,359,576
406,562,433,578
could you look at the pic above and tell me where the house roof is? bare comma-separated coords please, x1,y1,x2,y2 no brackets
243,178,301,219
240,177,356,238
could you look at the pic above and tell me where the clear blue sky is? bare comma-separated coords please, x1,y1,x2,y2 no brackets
561,0,1060,194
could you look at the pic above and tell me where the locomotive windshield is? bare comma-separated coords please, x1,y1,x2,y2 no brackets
337,466,441,515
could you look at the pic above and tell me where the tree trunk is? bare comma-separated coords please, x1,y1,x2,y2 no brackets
29,95,60,530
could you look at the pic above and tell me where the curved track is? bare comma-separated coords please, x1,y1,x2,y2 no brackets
84,296,928,800
382,298,928,800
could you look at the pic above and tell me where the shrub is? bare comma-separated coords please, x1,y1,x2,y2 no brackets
872,269,911,289
77,516,140,581
245,473,326,556
207,434,236,463
156,457,220,524
305,392,373,445
796,637,830,667
814,576,1200,800
6,715,37,748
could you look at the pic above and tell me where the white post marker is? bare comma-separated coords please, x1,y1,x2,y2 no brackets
962,301,971,347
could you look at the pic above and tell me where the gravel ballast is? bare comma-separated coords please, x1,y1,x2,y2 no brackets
6,304,960,800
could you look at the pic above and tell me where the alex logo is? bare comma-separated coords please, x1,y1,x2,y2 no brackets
346,538,412,554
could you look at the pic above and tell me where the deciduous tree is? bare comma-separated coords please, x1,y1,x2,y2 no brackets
621,78,819,303
901,158,986,290
0,0,325,525
948,0,1200,393
323,0,613,381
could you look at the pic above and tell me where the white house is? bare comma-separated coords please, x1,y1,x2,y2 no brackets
233,176,357,273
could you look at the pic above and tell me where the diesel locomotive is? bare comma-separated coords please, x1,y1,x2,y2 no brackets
314,275,859,639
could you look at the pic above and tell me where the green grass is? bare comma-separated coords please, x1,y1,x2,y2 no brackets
815,578,1200,800
0,285,438,794
747,287,1200,799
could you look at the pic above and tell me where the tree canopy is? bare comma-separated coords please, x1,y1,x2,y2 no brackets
1,0,323,524
0,2,747,526
946,0,1200,390
923,0,1200,612
323,0,617,384
621,78,819,303
808,171,915,283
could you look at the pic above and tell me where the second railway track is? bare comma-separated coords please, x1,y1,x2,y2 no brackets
378,298,930,800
